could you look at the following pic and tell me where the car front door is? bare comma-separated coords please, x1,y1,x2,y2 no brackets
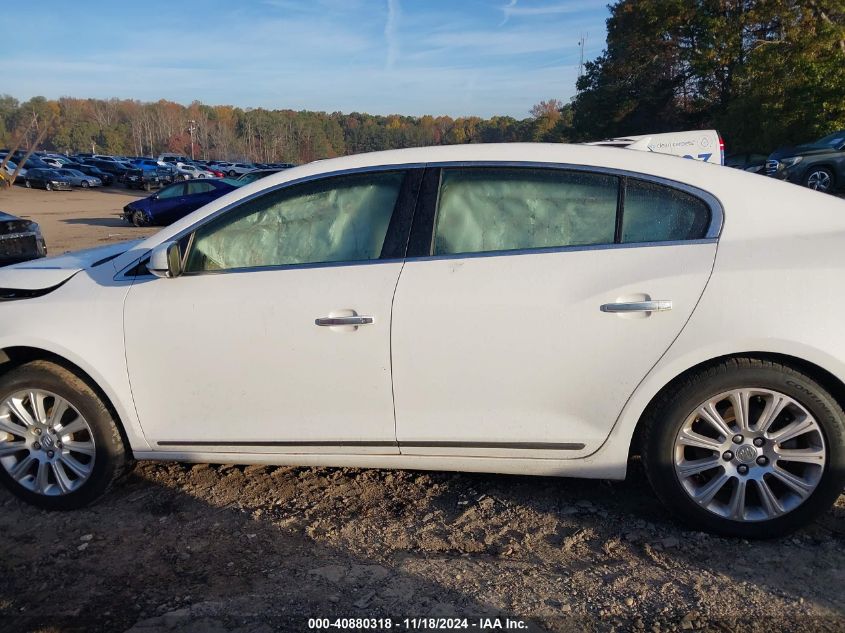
151,183,190,223
391,166,720,458
124,168,421,452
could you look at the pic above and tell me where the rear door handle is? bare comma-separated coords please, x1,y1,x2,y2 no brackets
600,300,673,313
315,316,374,327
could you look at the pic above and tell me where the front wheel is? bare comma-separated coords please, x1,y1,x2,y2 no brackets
0,361,132,510
131,210,149,227
641,358,845,537
45,182,52,191
80,180,90,188
24,180,31,188
805,168,834,193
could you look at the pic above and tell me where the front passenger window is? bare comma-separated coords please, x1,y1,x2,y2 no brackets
158,184,186,199
184,171,405,272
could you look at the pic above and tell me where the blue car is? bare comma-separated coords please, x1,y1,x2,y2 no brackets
122,179,240,226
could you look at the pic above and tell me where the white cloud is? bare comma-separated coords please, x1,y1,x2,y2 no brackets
500,0,518,26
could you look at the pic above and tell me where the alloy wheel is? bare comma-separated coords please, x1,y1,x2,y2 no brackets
806,170,832,192
0,390,96,496
673,388,825,522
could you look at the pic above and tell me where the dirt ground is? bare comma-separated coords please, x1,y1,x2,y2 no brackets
0,185,157,253
0,185,843,633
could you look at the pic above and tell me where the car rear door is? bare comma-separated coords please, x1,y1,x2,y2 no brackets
391,165,720,458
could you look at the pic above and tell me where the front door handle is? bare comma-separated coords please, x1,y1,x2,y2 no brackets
315,315,374,327
600,300,673,313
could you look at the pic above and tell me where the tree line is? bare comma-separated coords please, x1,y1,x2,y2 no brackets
1,0,841,162
0,95,556,164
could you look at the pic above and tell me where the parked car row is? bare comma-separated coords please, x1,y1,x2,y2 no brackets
0,149,295,192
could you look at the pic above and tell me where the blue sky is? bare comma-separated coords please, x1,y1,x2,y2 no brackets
2,0,610,118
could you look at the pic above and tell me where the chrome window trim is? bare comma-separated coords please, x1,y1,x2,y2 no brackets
115,159,724,279
427,160,723,238
403,238,718,264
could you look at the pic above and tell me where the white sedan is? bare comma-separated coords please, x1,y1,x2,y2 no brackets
173,163,214,180
223,162,255,177
0,143,842,538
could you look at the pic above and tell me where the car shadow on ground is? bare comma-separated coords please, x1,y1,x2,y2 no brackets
91,187,148,198
0,466,561,633
444,464,845,629
61,217,136,229
0,461,842,633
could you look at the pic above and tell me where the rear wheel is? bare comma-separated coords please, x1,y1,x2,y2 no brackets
228,170,236,177
642,358,845,537
0,361,132,510
804,168,834,193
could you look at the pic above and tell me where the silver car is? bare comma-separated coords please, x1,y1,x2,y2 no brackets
54,168,102,188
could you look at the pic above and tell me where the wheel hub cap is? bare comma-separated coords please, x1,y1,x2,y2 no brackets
735,444,757,463
0,390,96,496
674,388,826,522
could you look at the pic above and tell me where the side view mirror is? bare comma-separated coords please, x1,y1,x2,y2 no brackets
148,240,183,278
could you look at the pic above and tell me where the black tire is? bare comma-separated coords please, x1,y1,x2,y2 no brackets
45,182,52,191
80,180,90,189
131,210,149,227
228,170,236,177
0,360,132,510
641,357,845,538
804,167,834,193
24,180,31,188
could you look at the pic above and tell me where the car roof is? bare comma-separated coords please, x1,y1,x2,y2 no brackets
247,143,722,192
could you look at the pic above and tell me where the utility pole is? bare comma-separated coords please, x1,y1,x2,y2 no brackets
188,120,197,160
577,32,587,79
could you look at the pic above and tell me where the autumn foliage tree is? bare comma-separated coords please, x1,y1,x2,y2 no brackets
572,0,845,150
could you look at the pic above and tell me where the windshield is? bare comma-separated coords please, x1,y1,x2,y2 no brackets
237,172,262,184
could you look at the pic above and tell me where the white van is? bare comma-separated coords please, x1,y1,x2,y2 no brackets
586,130,725,165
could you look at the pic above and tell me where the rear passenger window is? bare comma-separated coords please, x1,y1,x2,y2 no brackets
622,180,711,243
186,181,216,195
433,168,618,255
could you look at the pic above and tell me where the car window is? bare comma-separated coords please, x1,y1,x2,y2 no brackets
432,168,618,256
621,179,711,243
186,181,216,195
158,183,186,199
184,171,406,273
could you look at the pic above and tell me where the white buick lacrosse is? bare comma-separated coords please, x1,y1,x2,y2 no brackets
0,143,842,537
